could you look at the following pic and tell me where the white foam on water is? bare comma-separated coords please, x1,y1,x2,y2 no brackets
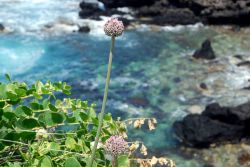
0,0,82,34
162,23,204,32
0,47,44,74
108,99,144,116
0,0,207,36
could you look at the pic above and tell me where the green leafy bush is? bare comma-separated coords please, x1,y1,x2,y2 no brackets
0,76,125,167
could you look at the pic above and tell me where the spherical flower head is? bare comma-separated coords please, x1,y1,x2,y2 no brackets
105,135,128,157
104,18,124,37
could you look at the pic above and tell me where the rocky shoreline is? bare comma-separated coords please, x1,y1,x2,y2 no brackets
173,102,250,148
165,31,250,166
1,0,249,34
79,0,250,27
172,35,250,148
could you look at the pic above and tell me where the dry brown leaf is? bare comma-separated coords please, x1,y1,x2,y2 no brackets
158,157,168,165
152,118,157,124
133,119,145,128
150,156,158,165
140,144,148,156
128,120,133,125
129,141,139,152
148,119,156,131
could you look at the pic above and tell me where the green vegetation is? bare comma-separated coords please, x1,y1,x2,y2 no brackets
0,75,174,167
0,75,125,166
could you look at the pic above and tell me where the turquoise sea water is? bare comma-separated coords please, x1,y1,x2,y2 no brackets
2,1,250,166
0,28,246,166
0,29,212,165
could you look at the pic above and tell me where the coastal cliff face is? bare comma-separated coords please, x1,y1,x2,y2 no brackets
79,0,250,26
171,0,250,25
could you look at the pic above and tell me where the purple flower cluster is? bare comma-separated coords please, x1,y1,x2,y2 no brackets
105,135,128,157
104,18,124,37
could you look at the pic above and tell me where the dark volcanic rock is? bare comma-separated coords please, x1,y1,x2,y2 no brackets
173,114,244,147
199,83,208,90
173,77,181,83
137,0,170,17
205,6,250,26
79,0,250,26
242,86,250,90
203,102,250,125
230,102,250,125
237,61,250,67
79,1,126,20
137,0,201,25
79,1,104,19
116,17,131,28
0,23,4,31
173,101,250,148
78,26,90,33
170,0,250,26
234,54,244,60
203,165,214,167
193,39,216,60
151,8,200,26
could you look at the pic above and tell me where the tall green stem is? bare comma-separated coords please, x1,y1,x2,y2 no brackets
87,36,115,167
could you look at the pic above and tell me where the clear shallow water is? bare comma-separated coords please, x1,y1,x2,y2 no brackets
2,28,250,166
2,1,250,166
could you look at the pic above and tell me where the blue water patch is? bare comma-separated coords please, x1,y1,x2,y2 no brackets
0,28,220,166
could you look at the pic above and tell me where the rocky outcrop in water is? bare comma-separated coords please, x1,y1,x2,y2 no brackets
139,8,200,25
79,0,250,26
78,26,91,33
79,1,104,19
173,102,250,148
0,24,4,31
193,39,216,60
171,0,250,26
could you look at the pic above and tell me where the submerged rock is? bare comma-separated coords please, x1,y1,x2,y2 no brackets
199,83,208,90
0,23,4,31
78,26,91,33
234,54,245,60
127,96,149,107
193,39,216,60
173,102,250,148
237,61,250,67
